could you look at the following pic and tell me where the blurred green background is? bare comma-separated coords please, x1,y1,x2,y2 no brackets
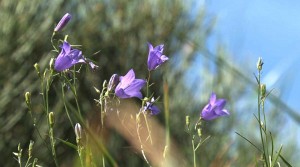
0,0,299,166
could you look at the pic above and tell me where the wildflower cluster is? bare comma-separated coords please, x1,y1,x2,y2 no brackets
19,12,234,167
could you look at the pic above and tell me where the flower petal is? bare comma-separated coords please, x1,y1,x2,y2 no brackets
209,92,217,104
119,69,135,89
154,44,164,53
201,104,219,120
215,99,226,110
123,79,146,99
150,105,160,115
115,88,130,98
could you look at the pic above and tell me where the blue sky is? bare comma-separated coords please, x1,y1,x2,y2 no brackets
201,1,300,164
205,0,300,111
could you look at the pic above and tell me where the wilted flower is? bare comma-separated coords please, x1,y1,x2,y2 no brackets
147,43,169,71
201,92,230,120
107,74,119,92
88,61,99,70
54,41,97,71
143,97,160,115
54,13,72,32
115,69,146,99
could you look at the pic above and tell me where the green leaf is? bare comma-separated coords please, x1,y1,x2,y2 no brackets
56,138,77,150
279,154,292,167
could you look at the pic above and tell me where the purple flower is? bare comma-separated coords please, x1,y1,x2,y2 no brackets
147,43,169,71
115,69,146,99
54,42,86,71
143,98,160,115
54,13,72,32
201,93,230,120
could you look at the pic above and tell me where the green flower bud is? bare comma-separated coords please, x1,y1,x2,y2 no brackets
261,84,266,98
185,115,190,128
197,128,202,137
49,112,55,128
28,140,34,157
25,92,31,106
257,57,263,71
34,63,41,77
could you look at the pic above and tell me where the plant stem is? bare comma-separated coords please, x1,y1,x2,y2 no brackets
257,71,268,167
192,135,196,167
61,84,74,128
49,127,59,167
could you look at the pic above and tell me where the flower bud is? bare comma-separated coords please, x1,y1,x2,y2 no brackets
34,63,41,77
25,92,31,106
75,123,82,143
18,143,21,152
260,84,266,98
54,13,72,32
28,140,34,157
107,74,119,92
49,58,55,70
257,57,263,71
49,112,55,128
197,128,202,137
185,115,190,128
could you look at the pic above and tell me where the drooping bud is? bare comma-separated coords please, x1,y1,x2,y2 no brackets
34,63,41,78
107,74,119,92
25,92,31,107
54,13,72,32
75,123,82,143
257,57,263,71
49,112,55,128
260,84,266,98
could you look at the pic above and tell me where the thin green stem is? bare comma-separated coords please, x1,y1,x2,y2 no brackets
163,81,170,159
72,67,82,118
49,127,59,167
146,71,151,97
192,135,196,167
61,84,74,128
257,71,268,167
77,146,84,167
51,32,58,52
25,157,32,167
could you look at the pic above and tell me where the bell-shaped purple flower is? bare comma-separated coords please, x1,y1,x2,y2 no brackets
147,43,169,71
54,42,86,71
143,98,160,115
54,13,72,32
201,92,230,120
115,69,146,99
